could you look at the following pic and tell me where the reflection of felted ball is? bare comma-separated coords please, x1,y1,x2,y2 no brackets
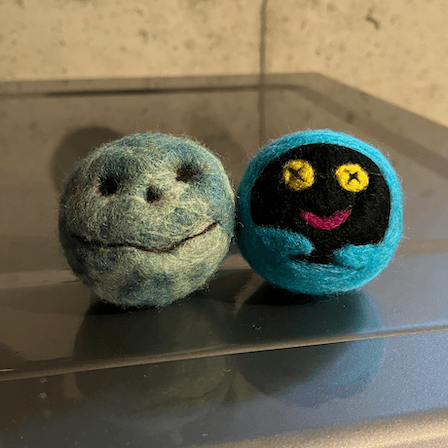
59,132,235,307
75,297,231,412
236,130,402,295
74,296,232,445
237,336,385,408
235,288,386,407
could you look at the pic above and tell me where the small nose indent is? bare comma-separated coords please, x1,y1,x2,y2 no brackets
146,186,162,203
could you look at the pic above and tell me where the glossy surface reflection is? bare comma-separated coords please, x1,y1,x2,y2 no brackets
75,293,229,361
2,74,448,446
235,284,383,342
236,290,385,407
2,331,448,447
1,251,448,380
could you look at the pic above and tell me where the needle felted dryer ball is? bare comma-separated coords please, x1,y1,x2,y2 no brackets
59,132,235,307
236,130,402,295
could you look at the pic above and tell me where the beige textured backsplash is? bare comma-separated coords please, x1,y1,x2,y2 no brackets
265,0,448,128
1,0,448,128
0,0,261,80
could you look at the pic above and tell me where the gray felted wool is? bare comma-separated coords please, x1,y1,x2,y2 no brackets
59,132,235,307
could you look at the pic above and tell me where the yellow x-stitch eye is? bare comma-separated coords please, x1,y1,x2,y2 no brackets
335,164,369,192
282,159,315,191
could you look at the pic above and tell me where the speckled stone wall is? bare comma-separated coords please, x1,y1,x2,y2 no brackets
265,0,448,134
1,0,447,126
0,0,261,80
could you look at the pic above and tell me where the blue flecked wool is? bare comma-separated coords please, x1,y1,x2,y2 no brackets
236,130,402,295
59,132,235,307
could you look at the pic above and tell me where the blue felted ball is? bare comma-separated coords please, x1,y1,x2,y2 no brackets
59,132,235,307
236,130,402,295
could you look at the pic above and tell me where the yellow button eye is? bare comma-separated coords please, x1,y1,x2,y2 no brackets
335,164,369,192
282,159,315,191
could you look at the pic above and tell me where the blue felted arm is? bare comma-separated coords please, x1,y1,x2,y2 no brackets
256,227,314,258
333,244,387,269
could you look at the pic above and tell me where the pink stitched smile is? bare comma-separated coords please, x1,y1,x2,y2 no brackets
300,209,351,230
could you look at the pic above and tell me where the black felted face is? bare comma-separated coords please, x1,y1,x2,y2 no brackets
250,144,391,264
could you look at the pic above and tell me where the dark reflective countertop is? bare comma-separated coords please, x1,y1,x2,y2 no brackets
2,330,448,447
1,74,448,446
1,248,448,382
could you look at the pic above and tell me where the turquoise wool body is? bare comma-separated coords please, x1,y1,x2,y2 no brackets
59,133,235,307
236,130,402,295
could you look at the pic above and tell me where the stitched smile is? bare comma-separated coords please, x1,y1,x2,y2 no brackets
70,221,219,254
300,209,351,230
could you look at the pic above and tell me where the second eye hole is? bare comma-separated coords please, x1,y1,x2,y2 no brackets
176,163,202,183
99,175,120,196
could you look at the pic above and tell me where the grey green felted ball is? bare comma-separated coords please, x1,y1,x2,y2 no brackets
59,132,235,307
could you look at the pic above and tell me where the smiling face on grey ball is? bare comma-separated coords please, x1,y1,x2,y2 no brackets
59,133,235,307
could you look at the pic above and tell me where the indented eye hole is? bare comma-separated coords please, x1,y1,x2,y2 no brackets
176,163,201,183
335,164,369,192
282,159,315,191
146,186,162,203
99,175,120,196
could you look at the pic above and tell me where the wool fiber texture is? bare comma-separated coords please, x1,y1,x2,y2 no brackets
59,132,235,307
236,129,402,295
